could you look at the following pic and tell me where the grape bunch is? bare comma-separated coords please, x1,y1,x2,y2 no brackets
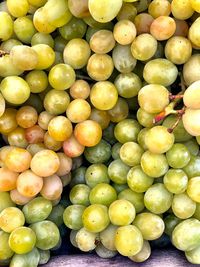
1,0,200,266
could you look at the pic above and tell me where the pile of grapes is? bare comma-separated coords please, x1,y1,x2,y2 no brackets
1,0,200,266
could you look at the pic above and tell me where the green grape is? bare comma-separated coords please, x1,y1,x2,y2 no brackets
131,33,157,61
172,218,200,251
82,204,110,233
0,76,30,105
172,193,196,219
108,97,129,123
118,189,144,213
133,0,150,12
100,224,118,251
108,159,130,184
113,19,136,45
183,54,200,86
25,70,48,93
95,243,117,258
47,204,65,227
165,36,192,65
0,231,14,260
89,30,116,54
143,58,178,87
54,36,67,52
59,17,87,41
164,214,181,236
83,16,113,29
85,164,110,188
187,177,200,203
87,54,114,81
185,245,200,264
63,38,91,69
63,205,86,230
145,126,175,154
117,3,137,21
30,220,60,250
108,199,135,226
0,207,25,233
0,12,13,41
33,7,56,34
112,44,137,73
137,128,149,151
89,183,117,206
114,225,143,257
171,0,194,20
76,227,98,252
183,108,200,136
127,165,154,193
14,16,37,44
112,183,129,194
136,108,155,128
22,197,52,224
183,155,200,178
114,119,141,143
138,84,169,114
70,230,78,248
0,39,22,53
166,143,191,168
68,0,89,18
0,192,15,213
194,203,200,221
144,183,173,214
191,0,200,12
88,0,123,23
7,0,29,17
141,151,169,178
133,212,165,240
84,140,111,164
129,240,151,263
31,32,54,48
44,0,72,28
48,63,75,90
10,45,38,71
32,44,55,70
25,93,43,113
114,73,142,98
164,169,188,194
163,115,192,142
38,249,50,265
184,139,199,156
70,167,86,188
10,248,40,267
69,184,90,206
111,143,122,160
120,142,144,167
9,227,36,254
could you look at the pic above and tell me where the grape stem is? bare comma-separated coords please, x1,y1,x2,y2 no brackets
167,107,186,133
0,50,9,57
76,74,94,82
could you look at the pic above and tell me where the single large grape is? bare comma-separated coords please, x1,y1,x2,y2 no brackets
76,227,98,252
164,169,188,194
89,183,117,206
90,30,116,54
118,189,145,213
120,142,144,166
187,177,200,203
108,159,130,184
189,17,200,48
172,193,196,219
63,205,86,230
0,207,25,233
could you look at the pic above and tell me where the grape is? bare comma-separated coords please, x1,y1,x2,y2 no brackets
38,249,50,265
87,54,114,81
182,108,200,136
85,164,110,188
22,197,52,224
118,189,144,213
148,0,170,18
63,38,91,69
144,183,173,214
25,70,48,93
69,184,90,206
187,177,200,203
164,169,188,194
32,44,55,70
117,3,137,21
48,116,72,142
191,0,200,12
137,128,149,150
90,108,111,128
171,0,194,20
28,0,47,8
9,226,36,254
16,107,37,129
136,108,155,128
109,199,135,226
74,120,102,147
114,73,142,98
108,159,130,184
14,16,37,44
172,193,196,219
76,227,98,252
88,0,122,23
84,139,111,163
129,240,151,263
133,212,164,240
0,12,13,41
166,143,191,168
70,230,78,248
38,112,54,130
89,183,117,206
30,220,60,250
40,174,63,200
120,142,144,166
114,119,141,143
63,134,85,158
33,7,56,34
95,243,117,259
164,214,182,236
0,231,14,260
0,76,30,105
143,59,178,87
112,44,137,73
70,80,90,100
7,0,29,17
10,248,40,267
0,54,23,77
0,166,18,192
0,207,25,233
131,33,157,61
63,205,86,230
68,0,89,18
114,225,143,257
56,153,72,176
30,149,60,177
134,13,153,35
54,36,67,52
172,218,200,251
8,127,28,148
90,30,115,55
127,165,153,193
113,19,136,45
183,54,200,86
183,81,200,109
138,84,169,113
185,245,200,264
173,19,189,37
82,204,110,233
150,16,176,41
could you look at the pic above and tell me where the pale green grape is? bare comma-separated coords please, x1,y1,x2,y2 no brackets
129,240,151,263
63,205,85,230
164,169,188,194
95,243,117,259
183,81,200,109
0,12,13,41
118,189,145,213
148,0,171,18
76,227,98,252
100,224,118,251
32,44,55,70
70,230,78,248
183,54,200,86
166,143,191,168
0,55,23,77
113,19,136,45
120,142,144,166
14,16,37,44
33,7,56,34
25,70,48,93
187,177,200,203
10,248,40,267
0,39,22,53
191,0,200,12
31,32,54,48
185,245,200,264
172,193,196,219
136,108,155,128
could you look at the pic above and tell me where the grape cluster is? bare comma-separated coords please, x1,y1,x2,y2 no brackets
1,0,200,266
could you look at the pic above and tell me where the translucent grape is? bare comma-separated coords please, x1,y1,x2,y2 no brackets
184,81,200,109
76,227,98,252
182,108,200,136
172,193,196,219
14,16,37,44
113,19,136,45
171,0,194,20
0,11,13,41
150,16,176,41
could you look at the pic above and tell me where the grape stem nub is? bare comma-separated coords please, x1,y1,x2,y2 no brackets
0,50,9,57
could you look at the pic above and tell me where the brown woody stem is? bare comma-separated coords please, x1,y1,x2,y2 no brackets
0,50,9,57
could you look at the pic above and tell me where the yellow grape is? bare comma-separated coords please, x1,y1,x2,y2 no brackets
7,0,29,17
113,19,137,45
182,108,200,136
32,44,55,70
148,0,171,18
191,0,200,12
188,18,200,48
0,11,13,41
171,0,194,20
33,7,56,33
28,0,47,7
183,81,200,109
